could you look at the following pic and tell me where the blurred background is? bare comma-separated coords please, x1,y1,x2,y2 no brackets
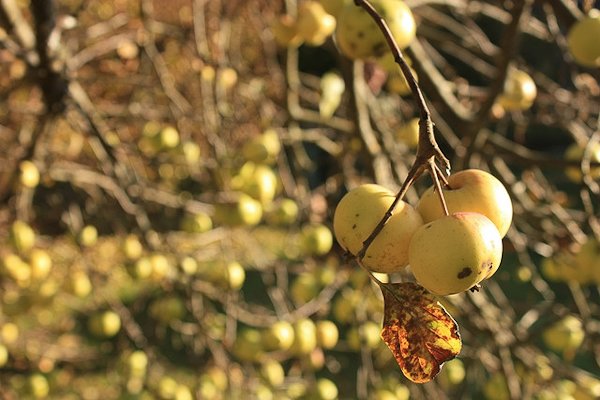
0,0,599,399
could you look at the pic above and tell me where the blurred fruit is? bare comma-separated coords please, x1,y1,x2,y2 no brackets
158,376,178,399
316,320,339,349
218,67,238,91
29,249,52,280
496,68,536,111
437,358,465,388
150,295,186,324
156,126,180,150
225,261,246,290
564,142,600,183
260,359,285,386
215,194,263,226
10,220,36,254
88,310,121,338
27,373,50,398
19,160,40,188
483,373,509,400
263,320,295,351
174,384,193,400
317,0,348,17
123,234,144,260
127,350,148,378
409,212,503,295
2,253,31,285
68,270,93,297
417,169,513,238
265,198,299,225
314,378,338,400
542,315,585,358
0,344,8,367
335,0,415,60
78,225,98,247
319,71,345,118
333,184,423,272
243,129,281,165
233,162,278,206
300,223,333,256
180,211,213,233
270,15,303,48
396,117,419,149
291,272,320,304
332,288,359,323
117,39,139,60
567,10,600,67
149,253,173,282
290,318,318,355
297,1,336,46
181,141,201,165
1,322,19,344
233,328,264,362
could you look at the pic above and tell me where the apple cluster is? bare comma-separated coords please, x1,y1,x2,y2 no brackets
333,169,513,295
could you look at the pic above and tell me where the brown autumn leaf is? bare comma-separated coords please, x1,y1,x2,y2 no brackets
380,282,462,383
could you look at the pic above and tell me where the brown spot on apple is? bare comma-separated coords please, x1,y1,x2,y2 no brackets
457,267,472,279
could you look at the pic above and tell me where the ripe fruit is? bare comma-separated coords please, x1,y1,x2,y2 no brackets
19,160,40,188
123,234,144,260
180,212,213,233
27,373,50,398
416,169,513,238
233,328,263,362
88,310,121,338
232,162,278,206
290,318,318,355
78,225,98,247
315,320,339,349
567,10,600,67
260,359,285,386
215,194,263,226
290,272,320,304
408,212,503,295
265,198,299,225
564,142,600,183
127,350,148,377
69,270,92,297
542,315,585,356
29,249,52,280
396,117,419,149
496,68,537,111
262,320,295,351
297,1,336,46
10,220,36,254
156,126,180,149
335,0,416,60
313,378,338,400
242,129,281,165
300,223,334,256
333,184,423,272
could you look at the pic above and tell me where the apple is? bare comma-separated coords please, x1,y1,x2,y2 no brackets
181,141,201,165
123,234,144,260
150,295,186,324
265,198,299,225
314,378,338,400
218,67,238,91
437,358,465,388
318,0,348,17
296,1,336,46
496,68,537,111
130,257,152,280
157,376,178,400
233,328,264,362
290,318,318,355
319,71,345,119
10,220,36,254
127,350,148,378
564,142,600,183
19,160,40,188
396,118,419,149
180,212,213,233
88,310,121,338
232,162,278,206
567,10,600,68
408,212,503,295
214,193,263,226
386,67,415,96
333,184,423,272
262,320,295,351
27,373,50,398
117,39,139,60
242,129,281,165
290,272,320,304
315,320,339,349
270,14,303,48
78,225,98,247
2,253,31,284
416,169,513,238
149,253,173,282
29,249,52,280
179,256,199,276
156,126,180,150
68,270,92,297
225,261,246,290
332,288,360,323
335,0,416,60
260,359,285,386
174,384,193,400
1,323,19,344
300,223,334,256
542,315,585,356
348,321,381,349
483,373,510,400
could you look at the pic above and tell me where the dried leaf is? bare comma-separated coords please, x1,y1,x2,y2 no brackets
381,282,462,383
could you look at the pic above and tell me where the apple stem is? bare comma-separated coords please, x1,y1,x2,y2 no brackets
430,160,450,216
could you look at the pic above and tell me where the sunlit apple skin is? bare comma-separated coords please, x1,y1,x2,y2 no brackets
496,69,537,111
335,0,415,60
542,315,585,354
408,212,503,295
333,184,423,273
416,169,513,238
567,10,600,68
19,160,40,188
262,320,295,351
396,118,419,149
297,1,336,46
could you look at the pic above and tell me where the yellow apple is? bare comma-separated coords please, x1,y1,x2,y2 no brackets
333,184,423,272
127,350,148,378
300,223,334,256
335,0,415,60
314,378,338,400
69,270,92,297
567,10,600,68
260,359,285,386
156,126,180,150
265,198,299,225
181,141,201,165
242,129,281,165
270,14,303,48
564,142,600,183
27,373,50,399
29,249,52,280
88,310,121,338
214,194,263,226
10,220,36,254
315,320,339,349
542,315,585,356
262,320,295,351
2,253,31,284
416,169,513,238
496,68,537,111
122,234,144,260
180,212,213,233
408,212,503,295
396,117,419,149
297,1,336,46
319,71,345,119
19,160,40,188
78,225,98,247
232,162,278,206
290,318,318,355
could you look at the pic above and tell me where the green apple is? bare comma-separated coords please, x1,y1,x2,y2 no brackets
265,198,299,226
564,142,600,183
290,318,317,355
300,223,333,256
314,378,338,400
10,220,36,254
333,184,423,272
78,225,98,247
408,212,503,295
262,320,295,351
88,310,121,338
496,68,536,111
29,249,52,280
315,320,339,349
297,1,336,46
180,212,213,233
567,10,600,67
335,0,415,60
416,169,513,238
215,194,263,226
19,160,40,188
542,315,585,356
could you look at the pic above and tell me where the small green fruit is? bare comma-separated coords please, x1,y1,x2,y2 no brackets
300,224,333,256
